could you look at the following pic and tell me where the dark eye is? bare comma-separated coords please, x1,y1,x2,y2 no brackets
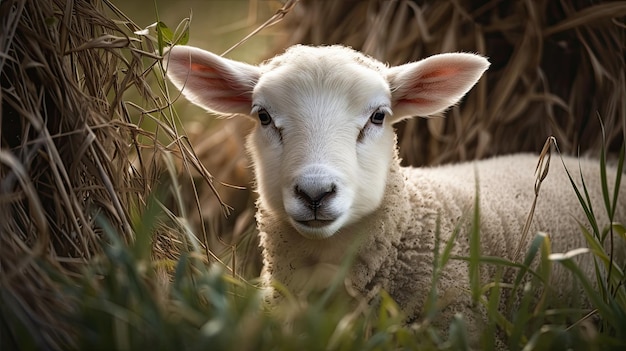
370,110,385,125
258,108,272,125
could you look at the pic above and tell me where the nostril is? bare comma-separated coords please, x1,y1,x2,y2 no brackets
294,185,310,203
314,186,335,204
294,184,336,208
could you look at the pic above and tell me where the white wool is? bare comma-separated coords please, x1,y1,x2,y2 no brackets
164,44,626,344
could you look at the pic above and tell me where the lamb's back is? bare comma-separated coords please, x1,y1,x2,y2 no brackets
402,153,625,288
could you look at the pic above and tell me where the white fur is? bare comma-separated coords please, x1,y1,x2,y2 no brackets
165,44,625,345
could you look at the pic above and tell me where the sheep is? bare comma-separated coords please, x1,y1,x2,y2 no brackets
164,44,625,345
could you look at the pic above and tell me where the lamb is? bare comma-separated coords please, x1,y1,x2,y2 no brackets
164,44,625,344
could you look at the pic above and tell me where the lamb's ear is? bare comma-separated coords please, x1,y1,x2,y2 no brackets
387,53,489,121
164,45,261,115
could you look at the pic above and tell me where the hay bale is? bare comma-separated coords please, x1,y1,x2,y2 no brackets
0,0,212,348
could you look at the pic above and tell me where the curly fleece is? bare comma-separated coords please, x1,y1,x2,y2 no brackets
259,150,625,332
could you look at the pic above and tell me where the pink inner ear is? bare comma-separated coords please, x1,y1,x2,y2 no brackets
188,62,252,105
398,97,431,105
221,94,252,103
394,67,465,109
388,53,489,118
420,67,459,80
190,62,216,73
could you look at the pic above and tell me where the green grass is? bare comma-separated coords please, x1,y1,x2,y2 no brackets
7,143,623,351
2,106,623,350
2,158,623,351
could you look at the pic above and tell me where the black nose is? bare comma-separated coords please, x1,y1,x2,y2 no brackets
294,184,336,210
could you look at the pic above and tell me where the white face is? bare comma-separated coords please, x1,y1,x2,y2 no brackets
165,44,489,240
248,60,396,239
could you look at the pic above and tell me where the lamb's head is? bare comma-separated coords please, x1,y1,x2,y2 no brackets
165,45,489,239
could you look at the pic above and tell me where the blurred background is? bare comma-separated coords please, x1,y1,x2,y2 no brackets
112,0,279,57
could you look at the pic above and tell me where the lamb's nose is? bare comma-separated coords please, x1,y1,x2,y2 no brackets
294,183,336,210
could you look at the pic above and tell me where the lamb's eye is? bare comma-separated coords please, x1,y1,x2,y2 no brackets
370,110,386,125
258,109,272,126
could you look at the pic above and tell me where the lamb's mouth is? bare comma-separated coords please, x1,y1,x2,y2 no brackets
297,219,335,228
290,216,344,239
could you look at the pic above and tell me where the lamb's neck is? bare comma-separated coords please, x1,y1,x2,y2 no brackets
348,154,413,240
344,155,416,289
256,153,414,293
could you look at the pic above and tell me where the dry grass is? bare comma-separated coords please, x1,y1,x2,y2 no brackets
0,0,219,347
